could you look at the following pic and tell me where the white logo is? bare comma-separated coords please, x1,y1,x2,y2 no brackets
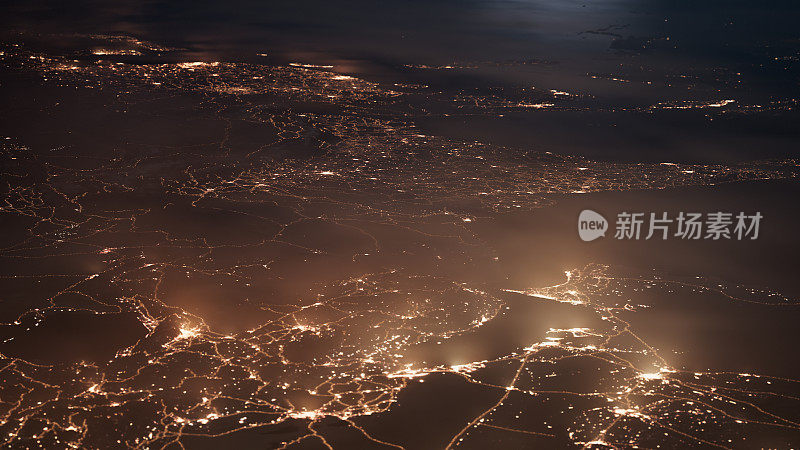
578,209,608,241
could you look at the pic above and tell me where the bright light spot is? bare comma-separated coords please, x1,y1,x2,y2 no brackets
177,326,200,340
